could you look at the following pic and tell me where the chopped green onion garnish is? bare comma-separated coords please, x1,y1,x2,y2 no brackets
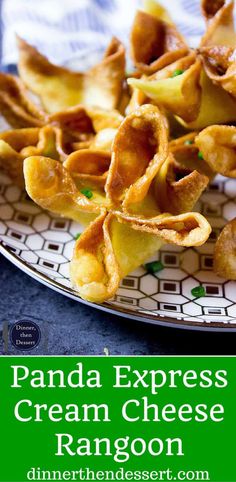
145,260,164,274
184,139,193,145
198,151,204,160
172,69,184,77
191,286,206,298
80,188,93,199
74,232,81,240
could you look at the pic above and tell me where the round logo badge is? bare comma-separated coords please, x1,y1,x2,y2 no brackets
10,320,41,351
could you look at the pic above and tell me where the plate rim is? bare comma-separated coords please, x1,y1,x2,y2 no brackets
1,242,236,332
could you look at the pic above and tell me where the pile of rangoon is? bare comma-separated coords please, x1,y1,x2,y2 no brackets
0,0,235,303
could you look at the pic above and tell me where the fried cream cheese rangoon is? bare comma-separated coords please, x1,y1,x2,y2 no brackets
154,154,209,215
196,125,236,177
128,55,236,129
130,2,188,75
199,1,236,98
128,52,202,123
23,104,211,302
214,218,236,280
106,104,169,210
24,156,106,226
17,36,126,113
0,125,68,186
0,72,46,128
128,1,236,129
169,132,214,178
70,210,211,302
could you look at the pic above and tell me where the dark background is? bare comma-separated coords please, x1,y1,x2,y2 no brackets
1,255,236,355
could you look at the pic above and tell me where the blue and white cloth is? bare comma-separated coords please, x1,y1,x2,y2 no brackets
0,0,206,68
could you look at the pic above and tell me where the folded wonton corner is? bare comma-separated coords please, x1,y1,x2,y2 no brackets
0,125,69,186
154,154,209,215
130,6,188,75
23,156,106,225
214,218,236,280
128,52,202,123
106,104,169,209
0,72,46,128
196,125,236,177
70,209,211,302
17,36,126,113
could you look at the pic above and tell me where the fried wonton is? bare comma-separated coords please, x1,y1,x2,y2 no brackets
199,1,236,98
214,218,236,279
201,1,236,46
130,5,188,74
0,72,46,128
196,125,236,177
128,49,236,128
71,209,211,302
24,156,107,226
105,104,169,209
0,2,228,303
0,126,66,186
17,36,126,113
128,53,202,123
199,45,236,98
154,154,209,215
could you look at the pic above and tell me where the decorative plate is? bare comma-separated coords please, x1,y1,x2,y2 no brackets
0,57,236,331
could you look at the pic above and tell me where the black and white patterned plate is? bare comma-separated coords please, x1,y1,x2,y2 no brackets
0,56,236,331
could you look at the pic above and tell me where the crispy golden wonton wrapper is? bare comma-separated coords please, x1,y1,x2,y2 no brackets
128,53,202,123
201,0,226,20
182,69,236,129
128,50,236,128
0,126,67,186
130,7,188,75
199,1,236,97
196,125,236,177
106,104,169,209
64,149,111,188
71,210,211,302
23,140,211,302
0,72,46,128
199,45,236,97
214,218,236,279
24,156,106,225
201,1,235,46
154,154,209,215
17,36,126,113
49,105,123,139
169,132,214,177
